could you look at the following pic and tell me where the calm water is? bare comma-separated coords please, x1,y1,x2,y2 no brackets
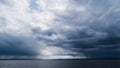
0,59,119,68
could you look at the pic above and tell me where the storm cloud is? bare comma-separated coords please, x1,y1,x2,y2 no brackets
0,0,120,59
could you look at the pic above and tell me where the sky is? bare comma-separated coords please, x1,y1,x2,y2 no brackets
0,0,120,59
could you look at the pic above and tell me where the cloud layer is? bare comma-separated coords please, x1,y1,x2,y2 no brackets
0,0,120,59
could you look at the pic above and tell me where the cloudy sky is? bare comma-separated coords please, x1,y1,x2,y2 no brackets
0,0,120,59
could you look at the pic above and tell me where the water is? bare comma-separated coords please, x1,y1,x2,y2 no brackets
0,59,119,68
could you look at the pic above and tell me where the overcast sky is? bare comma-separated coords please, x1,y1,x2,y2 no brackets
0,0,120,59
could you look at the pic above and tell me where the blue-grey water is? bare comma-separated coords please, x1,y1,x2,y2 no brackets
0,60,119,68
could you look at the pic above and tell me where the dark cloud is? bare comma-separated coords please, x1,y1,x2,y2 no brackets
82,45,120,58
42,0,120,58
1,0,120,59
0,32,38,57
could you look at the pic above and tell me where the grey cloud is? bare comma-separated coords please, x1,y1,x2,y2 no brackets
1,0,120,59
40,0,120,58
0,0,12,6
29,0,42,12
0,0,8,4
0,32,38,57
82,45,120,58
0,17,7,27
